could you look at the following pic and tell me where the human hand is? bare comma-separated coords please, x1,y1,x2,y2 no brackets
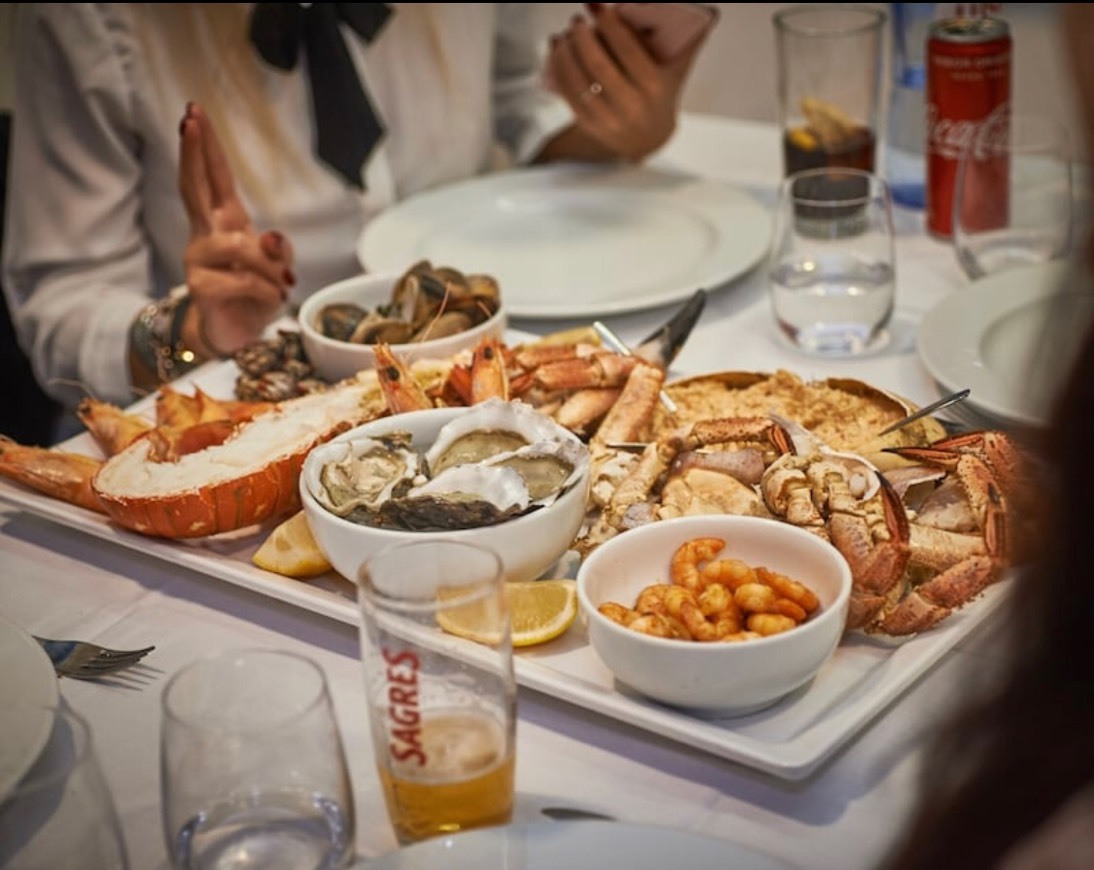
177,102,294,358
546,4,712,161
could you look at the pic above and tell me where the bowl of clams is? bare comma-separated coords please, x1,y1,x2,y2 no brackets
298,260,507,383
300,398,591,585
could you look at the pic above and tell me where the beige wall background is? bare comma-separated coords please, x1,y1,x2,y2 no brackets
0,4,1084,150
535,3,1086,155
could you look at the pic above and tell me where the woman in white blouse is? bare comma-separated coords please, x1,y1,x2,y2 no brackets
2,3,710,421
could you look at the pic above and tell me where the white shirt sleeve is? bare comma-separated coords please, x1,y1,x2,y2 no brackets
3,5,160,408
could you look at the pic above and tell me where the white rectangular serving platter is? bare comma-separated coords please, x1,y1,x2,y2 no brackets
0,360,1009,780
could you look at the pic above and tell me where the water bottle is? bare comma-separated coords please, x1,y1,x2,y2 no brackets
886,3,935,208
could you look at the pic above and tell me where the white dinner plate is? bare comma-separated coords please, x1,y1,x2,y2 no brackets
357,164,771,318
917,260,1092,427
358,821,791,870
0,614,60,799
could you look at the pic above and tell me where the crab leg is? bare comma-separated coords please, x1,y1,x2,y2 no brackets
590,362,665,447
876,554,1000,636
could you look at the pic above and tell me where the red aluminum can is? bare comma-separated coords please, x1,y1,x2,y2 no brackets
925,17,1012,238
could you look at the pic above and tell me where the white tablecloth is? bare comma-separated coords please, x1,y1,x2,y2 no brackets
0,114,1002,870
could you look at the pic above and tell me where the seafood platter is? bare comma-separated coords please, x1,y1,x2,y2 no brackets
0,277,1036,778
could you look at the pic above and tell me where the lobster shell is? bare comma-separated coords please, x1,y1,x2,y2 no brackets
92,381,385,539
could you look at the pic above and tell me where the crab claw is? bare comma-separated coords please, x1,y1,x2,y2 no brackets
632,288,707,368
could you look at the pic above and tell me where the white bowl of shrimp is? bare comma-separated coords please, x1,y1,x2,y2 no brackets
576,514,852,716
298,264,507,383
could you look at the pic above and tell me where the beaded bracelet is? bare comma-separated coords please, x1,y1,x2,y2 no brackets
130,288,200,383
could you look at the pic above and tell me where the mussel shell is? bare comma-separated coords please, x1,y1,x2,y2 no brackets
349,316,415,345
410,311,474,342
317,303,368,342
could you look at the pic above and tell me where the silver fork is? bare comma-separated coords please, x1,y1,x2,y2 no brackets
34,637,155,680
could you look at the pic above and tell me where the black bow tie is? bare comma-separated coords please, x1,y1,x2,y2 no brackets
250,3,393,189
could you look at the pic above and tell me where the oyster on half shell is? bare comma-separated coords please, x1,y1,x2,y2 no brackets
316,432,423,518
314,399,591,532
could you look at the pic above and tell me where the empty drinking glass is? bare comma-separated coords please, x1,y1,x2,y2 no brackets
769,167,896,355
160,648,355,869
0,705,129,870
953,112,1074,280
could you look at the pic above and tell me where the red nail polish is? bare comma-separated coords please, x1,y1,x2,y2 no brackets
283,268,296,286
586,3,604,15
178,116,188,137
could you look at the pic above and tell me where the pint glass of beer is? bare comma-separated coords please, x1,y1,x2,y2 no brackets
358,540,516,844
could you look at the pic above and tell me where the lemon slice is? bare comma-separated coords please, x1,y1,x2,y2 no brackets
508,579,578,647
252,510,332,579
438,579,578,648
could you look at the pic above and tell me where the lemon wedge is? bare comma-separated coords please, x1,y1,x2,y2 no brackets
508,579,578,647
252,510,332,579
438,579,578,648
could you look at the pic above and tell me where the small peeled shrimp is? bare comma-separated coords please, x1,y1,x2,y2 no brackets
635,584,675,616
770,598,808,622
598,602,638,627
670,537,725,592
700,558,758,591
659,586,720,642
696,582,735,618
756,567,820,613
746,613,798,636
710,612,745,638
629,613,676,638
734,582,778,614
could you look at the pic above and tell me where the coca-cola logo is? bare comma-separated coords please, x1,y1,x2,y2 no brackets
926,102,1011,161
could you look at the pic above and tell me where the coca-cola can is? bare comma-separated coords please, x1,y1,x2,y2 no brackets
925,17,1012,238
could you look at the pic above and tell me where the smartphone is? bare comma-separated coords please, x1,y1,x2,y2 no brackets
615,3,719,63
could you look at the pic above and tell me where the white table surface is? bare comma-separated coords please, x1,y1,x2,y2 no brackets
0,113,1005,870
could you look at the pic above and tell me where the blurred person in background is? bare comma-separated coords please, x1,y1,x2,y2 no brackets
881,5,1094,868
1,3,713,437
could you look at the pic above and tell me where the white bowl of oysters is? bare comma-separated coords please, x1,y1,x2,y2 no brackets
298,261,507,383
299,399,590,584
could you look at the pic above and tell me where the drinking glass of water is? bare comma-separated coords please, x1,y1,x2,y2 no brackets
160,648,355,869
953,112,1073,280
769,167,896,356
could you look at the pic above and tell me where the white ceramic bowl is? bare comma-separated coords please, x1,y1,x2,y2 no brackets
300,404,589,585
298,272,507,383
577,515,852,716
